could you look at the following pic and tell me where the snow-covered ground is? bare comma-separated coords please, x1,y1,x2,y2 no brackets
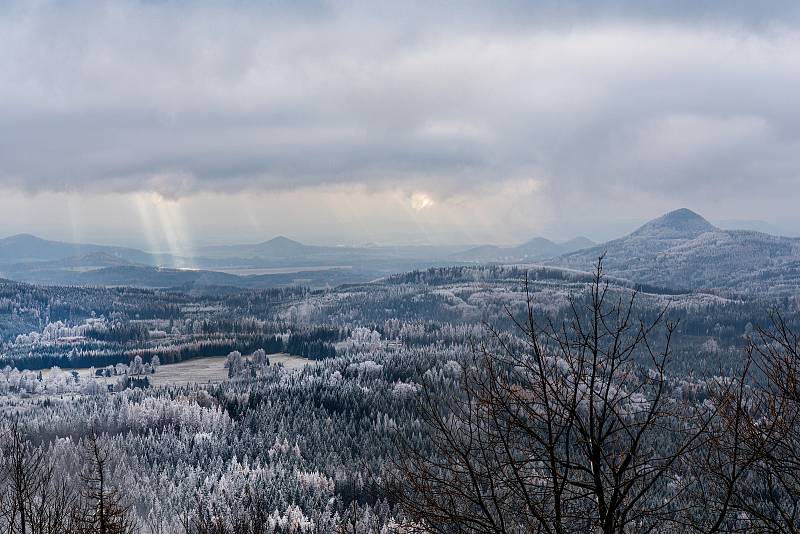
37,353,311,391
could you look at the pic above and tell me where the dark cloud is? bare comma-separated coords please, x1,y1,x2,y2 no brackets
0,0,799,213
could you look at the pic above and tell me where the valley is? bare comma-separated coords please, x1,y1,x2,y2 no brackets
0,208,797,532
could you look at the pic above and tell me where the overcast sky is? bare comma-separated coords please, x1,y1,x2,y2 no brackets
1,1,799,250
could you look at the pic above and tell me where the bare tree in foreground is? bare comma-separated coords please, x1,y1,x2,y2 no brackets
699,311,800,533
75,431,138,534
0,420,82,534
390,258,725,533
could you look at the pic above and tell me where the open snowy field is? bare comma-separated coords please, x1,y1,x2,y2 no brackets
149,353,310,387
39,353,311,389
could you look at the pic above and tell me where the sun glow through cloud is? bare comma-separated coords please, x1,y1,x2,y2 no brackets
410,192,435,212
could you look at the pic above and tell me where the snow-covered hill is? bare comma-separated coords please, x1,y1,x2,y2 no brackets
550,208,800,296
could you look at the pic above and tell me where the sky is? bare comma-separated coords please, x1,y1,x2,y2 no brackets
1,1,800,250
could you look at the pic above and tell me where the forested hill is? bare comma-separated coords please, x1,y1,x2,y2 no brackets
548,208,800,296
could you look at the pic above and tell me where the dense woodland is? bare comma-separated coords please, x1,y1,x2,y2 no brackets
0,262,798,531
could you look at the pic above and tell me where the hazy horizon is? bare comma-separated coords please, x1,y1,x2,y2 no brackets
2,207,799,253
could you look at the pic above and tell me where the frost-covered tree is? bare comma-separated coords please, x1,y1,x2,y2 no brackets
225,350,244,378
128,355,144,376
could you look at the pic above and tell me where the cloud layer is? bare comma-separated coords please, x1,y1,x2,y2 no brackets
1,1,799,220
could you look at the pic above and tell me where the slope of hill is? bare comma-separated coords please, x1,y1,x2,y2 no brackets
0,234,171,267
550,208,800,295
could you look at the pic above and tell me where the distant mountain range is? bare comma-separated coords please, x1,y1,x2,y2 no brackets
191,235,312,260
452,236,595,262
2,209,799,295
0,229,594,288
